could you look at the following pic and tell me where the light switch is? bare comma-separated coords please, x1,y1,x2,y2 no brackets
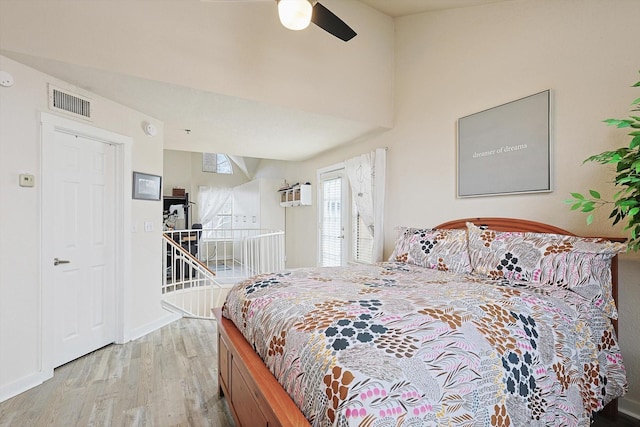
144,221,154,232
19,174,35,187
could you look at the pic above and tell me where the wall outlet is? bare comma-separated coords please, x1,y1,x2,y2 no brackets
19,174,35,187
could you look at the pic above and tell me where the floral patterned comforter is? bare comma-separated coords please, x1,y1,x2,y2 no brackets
222,262,627,427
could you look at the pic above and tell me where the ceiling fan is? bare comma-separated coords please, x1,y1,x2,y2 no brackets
206,0,357,41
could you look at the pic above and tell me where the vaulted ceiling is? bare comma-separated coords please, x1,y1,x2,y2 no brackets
0,0,509,161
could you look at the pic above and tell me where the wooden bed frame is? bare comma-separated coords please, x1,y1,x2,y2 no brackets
213,218,624,427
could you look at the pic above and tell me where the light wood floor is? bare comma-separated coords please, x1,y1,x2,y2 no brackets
0,318,235,427
2,318,636,427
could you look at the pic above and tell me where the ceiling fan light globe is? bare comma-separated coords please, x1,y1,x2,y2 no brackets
277,0,312,31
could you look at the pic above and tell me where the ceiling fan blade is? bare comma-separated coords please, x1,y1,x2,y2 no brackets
311,2,356,42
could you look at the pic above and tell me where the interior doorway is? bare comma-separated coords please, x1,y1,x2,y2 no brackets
41,113,131,372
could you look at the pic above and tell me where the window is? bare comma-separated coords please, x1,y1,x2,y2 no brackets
198,187,233,233
202,153,233,174
318,150,385,266
318,169,347,267
352,199,374,264
213,196,233,229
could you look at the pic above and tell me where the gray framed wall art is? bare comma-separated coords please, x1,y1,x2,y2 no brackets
457,90,552,197
132,171,162,201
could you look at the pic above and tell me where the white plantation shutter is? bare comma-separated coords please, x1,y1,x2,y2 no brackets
319,174,344,267
352,199,374,263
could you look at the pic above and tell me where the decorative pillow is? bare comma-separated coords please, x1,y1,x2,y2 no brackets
466,222,627,319
389,227,472,274
389,227,423,263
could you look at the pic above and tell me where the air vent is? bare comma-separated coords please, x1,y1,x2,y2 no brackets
48,84,92,120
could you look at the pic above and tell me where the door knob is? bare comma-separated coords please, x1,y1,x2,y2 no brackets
54,258,70,266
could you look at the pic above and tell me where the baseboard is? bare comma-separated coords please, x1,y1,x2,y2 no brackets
0,369,52,404
121,311,181,343
619,397,640,421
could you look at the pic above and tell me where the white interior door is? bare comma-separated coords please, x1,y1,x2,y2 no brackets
318,169,348,267
45,130,116,367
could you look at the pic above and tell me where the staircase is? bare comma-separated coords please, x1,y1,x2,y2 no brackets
162,227,285,318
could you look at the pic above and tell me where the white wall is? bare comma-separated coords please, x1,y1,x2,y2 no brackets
0,55,174,401
256,0,640,416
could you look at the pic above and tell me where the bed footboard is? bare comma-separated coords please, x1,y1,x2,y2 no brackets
213,308,310,427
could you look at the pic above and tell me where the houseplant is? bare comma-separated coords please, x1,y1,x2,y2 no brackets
566,71,640,251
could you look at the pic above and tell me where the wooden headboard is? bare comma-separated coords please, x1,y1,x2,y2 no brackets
435,217,576,235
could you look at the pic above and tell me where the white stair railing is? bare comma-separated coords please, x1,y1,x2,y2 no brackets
162,233,222,319
242,231,286,277
162,228,285,318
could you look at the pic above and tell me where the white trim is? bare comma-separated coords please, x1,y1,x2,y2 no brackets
0,371,50,403
317,161,345,176
372,148,386,262
122,311,180,343
39,112,132,376
620,398,640,421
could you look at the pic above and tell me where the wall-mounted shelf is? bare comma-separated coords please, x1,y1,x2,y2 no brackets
279,183,311,207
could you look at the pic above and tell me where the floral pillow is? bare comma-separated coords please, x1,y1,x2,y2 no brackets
466,222,627,318
389,227,471,274
389,227,423,263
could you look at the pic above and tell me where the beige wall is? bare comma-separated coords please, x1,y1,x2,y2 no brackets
256,0,640,416
0,55,174,401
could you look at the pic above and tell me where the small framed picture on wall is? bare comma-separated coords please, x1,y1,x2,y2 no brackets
132,171,162,201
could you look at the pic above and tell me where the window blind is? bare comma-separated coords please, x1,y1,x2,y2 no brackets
320,176,343,267
352,199,374,264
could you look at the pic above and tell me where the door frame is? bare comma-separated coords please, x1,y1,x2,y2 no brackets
316,162,351,267
40,112,132,378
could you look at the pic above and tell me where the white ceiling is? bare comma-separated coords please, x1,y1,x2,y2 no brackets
358,0,508,17
1,0,509,161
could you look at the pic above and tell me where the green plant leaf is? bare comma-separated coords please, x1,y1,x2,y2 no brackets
570,192,585,200
589,189,601,199
613,213,622,226
629,207,640,217
586,214,594,225
632,97,640,105
581,201,595,212
617,176,635,184
571,202,582,211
